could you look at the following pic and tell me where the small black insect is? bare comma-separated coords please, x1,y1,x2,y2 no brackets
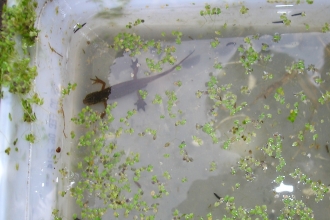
226,42,236,46
291,12,302,16
73,23,86,33
272,20,284,24
214,192,221,200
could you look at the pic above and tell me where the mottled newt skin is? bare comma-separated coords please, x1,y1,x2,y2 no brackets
83,50,194,115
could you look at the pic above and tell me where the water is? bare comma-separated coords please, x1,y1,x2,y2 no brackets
67,29,330,219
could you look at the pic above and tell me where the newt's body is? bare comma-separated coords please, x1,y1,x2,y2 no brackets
83,50,194,116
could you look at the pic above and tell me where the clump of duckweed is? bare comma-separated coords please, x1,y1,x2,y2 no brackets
202,121,218,143
238,41,260,74
138,90,148,100
200,3,221,21
321,22,329,33
152,94,163,104
210,38,220,48
175,118,186,126
21,98,37,122
172,31,182,45
279,196,314,219
272,32,281,42
286,59,305,74
165,90,178,117
5,147,11,155
274,87,286,104
0,0,42,149
317,90,330,104
112,33,178,69
261,136,286,172
207,193,312,220
125,18,145,29
206,75,248,116
235,156,261,181
220,118,256,149
145,57,163,72
1,0,39,96
25,133,35,143
119,109,137,127
69,104,163,219
61,82,77,96
192,135,203,146
112,32,146,56
143,128,157,140
212,195,268,219
213,62,222,70
290,168,329,202
280,13,291,26
172,209,194,220
209,161,217,171
240,5,249,15
287,102,299,123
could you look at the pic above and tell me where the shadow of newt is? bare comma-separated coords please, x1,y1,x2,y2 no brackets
83,50,195,117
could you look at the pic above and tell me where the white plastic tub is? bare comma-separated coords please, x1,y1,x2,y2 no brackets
1,0,330,219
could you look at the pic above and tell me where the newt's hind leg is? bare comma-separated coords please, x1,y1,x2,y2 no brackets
100,100,108,118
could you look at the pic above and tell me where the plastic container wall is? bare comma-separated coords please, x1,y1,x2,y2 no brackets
0,0,329,219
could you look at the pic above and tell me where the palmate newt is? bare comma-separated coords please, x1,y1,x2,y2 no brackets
83,50,194,117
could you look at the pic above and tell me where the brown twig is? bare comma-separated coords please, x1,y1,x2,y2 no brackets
48,42,63,57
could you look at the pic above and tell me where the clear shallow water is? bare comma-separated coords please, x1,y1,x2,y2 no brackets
67,31,330,219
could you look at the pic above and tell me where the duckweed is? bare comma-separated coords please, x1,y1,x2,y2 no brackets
273,33,281,42
200,3,221,20
209,161,217,171
5,147,11,155
1,0,38,95
280,13,291,26
21,98,37,122
279,196,314,219
239,5,249,15
210,38,220,48
61,82,77,96
321,22,329,33
216,196,268,219
152,94,162,104
126,18,145,29
25,133,35,143
165,90,178,113
192,135,203,146
287,102,299,123
175,119,186,126
174,80,182,86
172,31,182,45
213,62,222,70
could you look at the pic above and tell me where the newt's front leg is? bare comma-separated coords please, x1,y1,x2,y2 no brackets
91,76,106,90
